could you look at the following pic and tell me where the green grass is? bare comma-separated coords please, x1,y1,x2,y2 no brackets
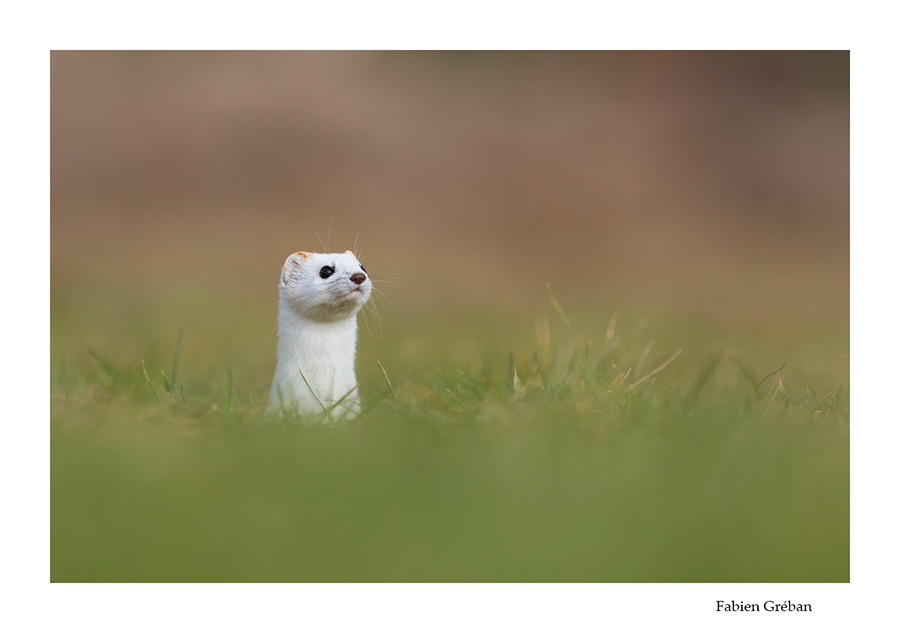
50,292,849,582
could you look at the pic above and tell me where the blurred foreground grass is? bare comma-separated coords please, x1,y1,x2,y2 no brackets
50,289,848,582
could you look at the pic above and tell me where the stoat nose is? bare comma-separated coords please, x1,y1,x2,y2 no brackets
350,272,367,285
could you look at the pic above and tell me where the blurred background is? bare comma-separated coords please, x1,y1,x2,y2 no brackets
51,51,849,386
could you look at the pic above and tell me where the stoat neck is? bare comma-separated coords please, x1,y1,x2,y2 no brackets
276,301,359,374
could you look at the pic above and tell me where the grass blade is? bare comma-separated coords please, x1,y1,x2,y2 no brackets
171,326,185,387
731,357,758,388
87,347,120,385
682,353,721,411
628,349,682,392
376,360,396,399
545,283,591,381
224,369,233,414
141,359,160,403
297,367,328,414
754,361,786,394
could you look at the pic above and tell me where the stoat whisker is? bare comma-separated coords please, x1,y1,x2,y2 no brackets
353,224,364,257
261,310,280,346
356,242,370,265
361,291,384,337
370,287,394,313
360,302,377,337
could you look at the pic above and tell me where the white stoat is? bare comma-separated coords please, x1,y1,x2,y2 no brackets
267,250,372,419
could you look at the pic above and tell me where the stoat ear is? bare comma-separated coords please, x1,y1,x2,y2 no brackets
344,250,355,256
281,251,311,285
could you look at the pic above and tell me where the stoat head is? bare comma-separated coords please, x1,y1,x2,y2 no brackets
279,250,372,322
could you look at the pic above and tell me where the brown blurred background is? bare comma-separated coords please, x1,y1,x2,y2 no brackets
51,51,849,381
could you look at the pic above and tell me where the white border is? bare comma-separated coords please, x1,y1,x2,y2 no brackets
5,1,896,630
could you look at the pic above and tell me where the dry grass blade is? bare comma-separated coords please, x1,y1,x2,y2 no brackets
141,359,160,403
545,283,591,380
606,311,620,342
628,349,682,391
607,366,632,392
755,361,786,393
635,340,654,377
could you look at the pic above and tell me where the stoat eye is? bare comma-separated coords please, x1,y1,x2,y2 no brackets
319,266,335,279
360,265,367,273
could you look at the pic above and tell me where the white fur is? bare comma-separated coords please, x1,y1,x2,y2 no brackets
267,250,372,419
